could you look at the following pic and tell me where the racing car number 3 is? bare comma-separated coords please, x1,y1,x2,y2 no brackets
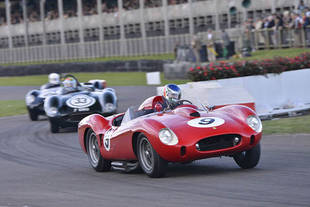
66,94,96,109
187,117,225,128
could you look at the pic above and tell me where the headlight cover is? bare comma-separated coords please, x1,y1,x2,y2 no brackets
46,107,58,117
105,103,114,112
158,128,178,145
25,95,35,105
247,115,262,133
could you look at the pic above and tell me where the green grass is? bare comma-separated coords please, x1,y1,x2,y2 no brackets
263,114,310,135
232,48,310,61
0,100,27,117
0,72,189,86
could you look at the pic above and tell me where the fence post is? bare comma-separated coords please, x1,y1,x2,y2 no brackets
162,0,169,54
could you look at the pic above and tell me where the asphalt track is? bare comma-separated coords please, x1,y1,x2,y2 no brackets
0,86,310,207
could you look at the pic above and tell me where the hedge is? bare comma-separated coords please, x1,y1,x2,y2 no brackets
188,52,310,81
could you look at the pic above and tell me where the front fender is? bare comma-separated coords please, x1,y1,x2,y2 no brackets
78,114,110,153
25,90,40,106
132,118,170,158
216,105,258,123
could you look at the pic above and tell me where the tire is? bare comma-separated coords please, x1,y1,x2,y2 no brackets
233,143,261,169
137,134,167,178
50,121,59,133
28,109,38,121
86,129,111,172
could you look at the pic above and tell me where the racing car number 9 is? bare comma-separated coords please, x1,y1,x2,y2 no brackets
66,94,96,109
187,117,225,128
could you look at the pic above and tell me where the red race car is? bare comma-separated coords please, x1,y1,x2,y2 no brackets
78,95,262,178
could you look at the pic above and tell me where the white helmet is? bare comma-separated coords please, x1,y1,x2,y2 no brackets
48,73,60,84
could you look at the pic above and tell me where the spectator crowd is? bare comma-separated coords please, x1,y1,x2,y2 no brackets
0,0,189,26
243,0,310,49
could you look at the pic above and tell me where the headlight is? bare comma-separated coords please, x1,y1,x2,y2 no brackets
247,115,262,133
46,107,58,117
105,103,114,112
26,95,35,105
158,128,178,145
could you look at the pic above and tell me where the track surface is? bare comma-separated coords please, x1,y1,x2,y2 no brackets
0,86,310,207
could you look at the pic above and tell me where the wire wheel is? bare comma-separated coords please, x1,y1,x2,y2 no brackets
86,129,111,172
139,137,154,172
88,132,100,167
137,134,167,178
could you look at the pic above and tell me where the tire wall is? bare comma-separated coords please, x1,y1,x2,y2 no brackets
0,60,170,77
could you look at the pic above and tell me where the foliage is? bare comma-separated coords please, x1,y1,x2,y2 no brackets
188,52,310,81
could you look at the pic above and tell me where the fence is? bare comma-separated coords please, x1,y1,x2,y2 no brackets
0,34,192,64
247,27,310,50
0,27,309,64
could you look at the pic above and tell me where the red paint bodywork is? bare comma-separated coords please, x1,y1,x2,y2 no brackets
78,96,262,163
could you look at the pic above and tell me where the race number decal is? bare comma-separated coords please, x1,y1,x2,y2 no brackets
103,128,114,151
66,94,96,109
187,117,225,128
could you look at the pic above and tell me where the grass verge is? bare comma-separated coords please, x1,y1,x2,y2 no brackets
262,114,310,135
0,72,190,86
232,48,310,61
0,100,27,117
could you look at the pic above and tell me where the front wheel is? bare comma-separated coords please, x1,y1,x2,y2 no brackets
50,121,59,133
28,109,38,121
137,134,167,178
86,129,111,172
233,143,261,169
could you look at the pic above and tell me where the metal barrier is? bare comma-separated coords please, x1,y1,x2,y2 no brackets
0,27,309,64
0,34,192,64
248,27,310,50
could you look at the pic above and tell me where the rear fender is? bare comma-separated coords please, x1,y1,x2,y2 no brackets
78,114,110,153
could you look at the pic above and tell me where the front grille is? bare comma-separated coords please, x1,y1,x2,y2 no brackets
196,134,241,151
65,113,92,122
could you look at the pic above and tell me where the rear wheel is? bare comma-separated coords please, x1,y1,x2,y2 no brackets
137,134,167,178
86,129,111,172
233,143,261,169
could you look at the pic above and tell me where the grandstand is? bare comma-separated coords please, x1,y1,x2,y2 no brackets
0,0,306,63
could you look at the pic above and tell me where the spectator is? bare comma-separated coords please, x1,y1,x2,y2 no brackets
191,34,202,63
298,0,306,14
254,17,265,46
266,15,275,46
221,29,231,59
275,14,284,46
292,12,304,46
206,29,216,62
303,10,310,46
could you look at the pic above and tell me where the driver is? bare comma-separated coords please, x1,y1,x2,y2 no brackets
40,73,61,89
162,84,182,109
62,77,79,94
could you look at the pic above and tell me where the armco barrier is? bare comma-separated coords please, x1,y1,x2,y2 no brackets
157,69,310,117
0,60,170,77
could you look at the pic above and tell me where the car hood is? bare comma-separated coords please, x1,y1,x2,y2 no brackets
142,106,254,143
